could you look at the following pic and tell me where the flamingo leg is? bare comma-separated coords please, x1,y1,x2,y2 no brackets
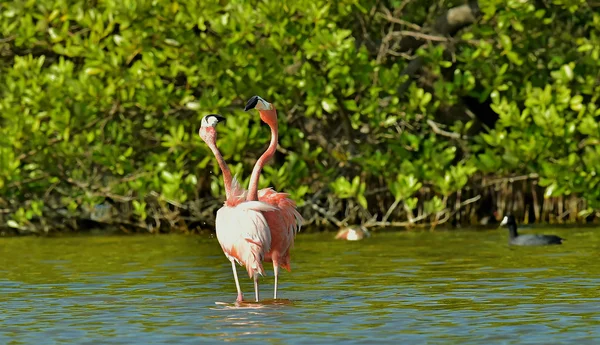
231,260,243,302
253,275,260,302
273,263,279,299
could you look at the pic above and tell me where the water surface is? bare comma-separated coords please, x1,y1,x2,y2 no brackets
1,228,599,344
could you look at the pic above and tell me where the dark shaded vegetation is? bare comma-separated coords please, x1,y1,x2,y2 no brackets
1,0,599,235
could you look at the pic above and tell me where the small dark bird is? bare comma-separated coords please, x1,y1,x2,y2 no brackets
500,214,564,246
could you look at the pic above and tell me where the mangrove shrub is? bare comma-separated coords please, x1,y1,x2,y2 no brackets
0,0,599,234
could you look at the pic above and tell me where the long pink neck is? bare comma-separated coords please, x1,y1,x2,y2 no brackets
247,115,278,201
206,140,233,200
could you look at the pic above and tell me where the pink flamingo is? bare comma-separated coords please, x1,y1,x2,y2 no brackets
199,98,303,302
198,114,276,302
244,95,303,300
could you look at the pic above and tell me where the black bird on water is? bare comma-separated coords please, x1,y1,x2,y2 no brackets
500,214,564,246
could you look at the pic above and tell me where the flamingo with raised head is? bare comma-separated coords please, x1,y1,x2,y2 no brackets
244,95,303,300
198,114,276,303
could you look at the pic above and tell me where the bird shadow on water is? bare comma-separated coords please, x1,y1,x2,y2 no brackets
212,298,295,310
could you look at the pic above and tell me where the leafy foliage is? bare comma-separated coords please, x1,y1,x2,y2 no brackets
0,0,599,234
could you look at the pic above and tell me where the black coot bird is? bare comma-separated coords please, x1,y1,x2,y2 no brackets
500,215,564,246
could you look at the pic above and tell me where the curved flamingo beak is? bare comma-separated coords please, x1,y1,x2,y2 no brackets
201,114,226,128
244,95,272,111
209,114,226,122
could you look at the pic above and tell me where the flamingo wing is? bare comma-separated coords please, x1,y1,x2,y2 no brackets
257,188,304,272
258,188,303,236
215,201,277,278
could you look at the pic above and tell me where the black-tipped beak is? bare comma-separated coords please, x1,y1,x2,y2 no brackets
209,114,226,123
244,96,259,111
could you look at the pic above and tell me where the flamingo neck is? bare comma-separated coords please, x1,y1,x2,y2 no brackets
247,117,278,201
206,140,233,200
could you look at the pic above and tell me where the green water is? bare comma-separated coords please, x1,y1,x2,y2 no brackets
1,227,600,344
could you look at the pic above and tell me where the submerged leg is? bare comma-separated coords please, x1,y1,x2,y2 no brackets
273,263,279,299
253,274,260,302
231,260,243,302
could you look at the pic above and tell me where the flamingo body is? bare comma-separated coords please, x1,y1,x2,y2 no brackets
199,95,304,302
216,198,275,278
218,183,301,273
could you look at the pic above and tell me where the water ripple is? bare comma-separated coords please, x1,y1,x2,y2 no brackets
0,229,599,344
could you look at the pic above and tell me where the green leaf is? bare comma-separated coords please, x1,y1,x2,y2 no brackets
343,100,358,111
161,171,176,183
321,99,337,113
570,95,583,111
499,34,512,51
85,67,104,75
505,51,523,65
357,195,368,209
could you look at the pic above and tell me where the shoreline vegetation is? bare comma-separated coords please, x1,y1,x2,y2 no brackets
1,1,600,236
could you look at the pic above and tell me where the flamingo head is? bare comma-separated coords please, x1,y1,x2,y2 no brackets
244,95,277,127
199,114,226,143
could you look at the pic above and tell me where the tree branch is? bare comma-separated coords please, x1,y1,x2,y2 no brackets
396,1,482,94
427,119,468,139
